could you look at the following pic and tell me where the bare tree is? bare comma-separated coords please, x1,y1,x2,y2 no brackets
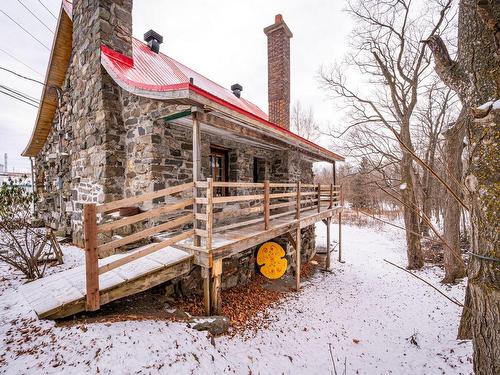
291,101,320,141
321,0,453,269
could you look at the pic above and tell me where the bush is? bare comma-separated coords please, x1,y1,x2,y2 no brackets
0,178,49,279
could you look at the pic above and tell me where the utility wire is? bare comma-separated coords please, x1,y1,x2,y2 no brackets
0,47,44,77
0,66,45,86
37,0,57,20
0,89,38,108
0,9,50,51
0,83,39,103
16,0,55,34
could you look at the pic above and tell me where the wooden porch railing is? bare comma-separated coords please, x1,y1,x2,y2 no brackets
83,180,341,311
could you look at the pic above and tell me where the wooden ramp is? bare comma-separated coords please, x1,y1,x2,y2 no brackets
19,245,193,319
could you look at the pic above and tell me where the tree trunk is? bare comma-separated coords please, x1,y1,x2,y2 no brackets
401,152,424,269
442,115,467,283
427,1,500,372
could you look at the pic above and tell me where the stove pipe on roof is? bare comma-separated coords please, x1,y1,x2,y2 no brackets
231,83,243,98
144,30,163,53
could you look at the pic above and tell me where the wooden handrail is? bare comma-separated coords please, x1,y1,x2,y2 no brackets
97,198,194,233
212,181,265,188
212,194,264,204
97,213,194,253
96,182,194,214
98,230,194,275
269,182,296,188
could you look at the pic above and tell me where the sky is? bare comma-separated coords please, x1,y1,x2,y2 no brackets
0,0,354,173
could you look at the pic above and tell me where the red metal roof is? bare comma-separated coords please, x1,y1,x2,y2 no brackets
101,40,268,120
102,43,344,161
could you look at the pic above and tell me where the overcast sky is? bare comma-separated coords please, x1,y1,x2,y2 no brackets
0,0,353,173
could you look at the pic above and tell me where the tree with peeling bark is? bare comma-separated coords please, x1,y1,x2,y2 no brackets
425,0,499,373
321,0,453,269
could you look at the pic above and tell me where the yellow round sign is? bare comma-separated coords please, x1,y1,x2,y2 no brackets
257,242,288,279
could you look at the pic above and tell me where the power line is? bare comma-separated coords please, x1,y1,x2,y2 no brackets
0,89,38,108
0,83,39,103
0,9,50,51
0,66,45,86
37,0,57,20
0,48,44,77
16,0,55,34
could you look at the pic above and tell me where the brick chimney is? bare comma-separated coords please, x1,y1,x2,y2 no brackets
264,14,293,129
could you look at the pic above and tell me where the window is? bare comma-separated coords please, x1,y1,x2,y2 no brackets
209,147,228,196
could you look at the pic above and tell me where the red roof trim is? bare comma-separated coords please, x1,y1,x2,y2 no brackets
187,84,344,161
101,45,133,67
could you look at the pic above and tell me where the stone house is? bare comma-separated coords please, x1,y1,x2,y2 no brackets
22,1,343,292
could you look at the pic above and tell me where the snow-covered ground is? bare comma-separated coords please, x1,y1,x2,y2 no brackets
0,222,472,374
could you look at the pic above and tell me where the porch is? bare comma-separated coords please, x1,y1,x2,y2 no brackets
19,180,343,319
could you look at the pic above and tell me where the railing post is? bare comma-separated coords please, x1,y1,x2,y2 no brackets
317,183,321,213
295,181,301,291
83,203,100,311
329,183,333,209
206,178,213,250
264,180,270,230
296,181,301,220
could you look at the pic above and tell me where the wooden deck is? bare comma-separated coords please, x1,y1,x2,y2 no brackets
20,180,342,319
19,245,192,319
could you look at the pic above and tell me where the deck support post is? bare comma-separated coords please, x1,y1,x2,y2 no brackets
202,266,211,315
211,259,223,314
264,180,270,230
83,203,100,311
326,216,331,270
338,211,343,263
295,182,301,291
192,111,201,247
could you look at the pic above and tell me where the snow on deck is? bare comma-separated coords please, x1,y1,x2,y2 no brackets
18,245,191,318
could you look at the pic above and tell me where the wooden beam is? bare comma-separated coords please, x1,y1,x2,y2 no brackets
326,217,331,270
338,211,343,263
202,267,211,315
97,198,193,233
295,225,301,291
97,214,194,253
193,113,201,247
83,204,100,311
295,181,301,291
206,178,214,250
317,183,321,213
211,259,223,315
264,180,270,230
96,182,193,214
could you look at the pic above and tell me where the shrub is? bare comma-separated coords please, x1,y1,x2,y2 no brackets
0,178,49,279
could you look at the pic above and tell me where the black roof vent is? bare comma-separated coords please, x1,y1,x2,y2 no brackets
231,83,243,98
144,30,163,53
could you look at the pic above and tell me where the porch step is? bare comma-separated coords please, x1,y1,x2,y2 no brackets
18,244,193,319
